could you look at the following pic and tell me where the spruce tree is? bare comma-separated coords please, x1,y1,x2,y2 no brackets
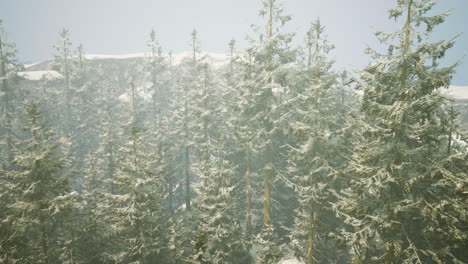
52,29,75,134
107,77,167,263
332,0,467,263
234,47,264,245
52,29,88,192
245,0,296,262
288,18,351,264
0,103,76,263
192,56,252,263
178,29,203,211
71,74,118,263
0,20,22,167
143,29,176,216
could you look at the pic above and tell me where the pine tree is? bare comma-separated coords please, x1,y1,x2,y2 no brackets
287,18,352,264
0,20,22,167
192,62,216,198
107,77,167,263
234,47,262,244
143,29,175,216
192,56,252,263
52,29,75,134
0,103,76,263
145,28,167,121
70,74,118,263
162,30,207,263
222,40,260,247
52,29,88,192
180,29,203,211
332,0,468,263
245,0,296,262
70,43,100,166
192,137,251,264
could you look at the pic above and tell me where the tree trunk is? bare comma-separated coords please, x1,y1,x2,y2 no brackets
307,42,312,68
185,145,190,210
63,37,72,132
307,211,314,264
168,179,174,213
245,149,252,237
400,0,412,90
183,82,191,211
352,255,360,264
384,244,395,264
130,79,138,170
262,0,274,231
447,106,454,155
263,145,272,228
41,227,49,264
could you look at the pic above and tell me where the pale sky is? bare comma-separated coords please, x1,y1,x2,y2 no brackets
1,0,467,85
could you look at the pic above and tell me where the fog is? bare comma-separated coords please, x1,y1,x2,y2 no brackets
0,0,467,263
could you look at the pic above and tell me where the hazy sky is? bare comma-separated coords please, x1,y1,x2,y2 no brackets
1,0,467,85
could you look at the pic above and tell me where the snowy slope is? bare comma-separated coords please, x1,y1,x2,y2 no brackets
81,51,230,67
85,51,229,67
84,53,145,60
446,86,468,100
23,51,230,74
17,70,63,80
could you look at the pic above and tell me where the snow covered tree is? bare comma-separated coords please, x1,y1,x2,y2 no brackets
52,28,75,134
233,48,263,243
172,29,223,212
76,44,84,70
107,77,168,263
69,44,105,193
68,74,119,263
0,20,22,167
332,0,468,263
192,62,217,193
143,29,176,215
145,28,167,120
177,29,203,211
85,74,120,195
192,127,251,264
228,39,236,76
160,30,208,263
0,103,76,263
52,29,90,192
244,0,297,262
221,40,259,245
191,54,252,263
287,18,352,264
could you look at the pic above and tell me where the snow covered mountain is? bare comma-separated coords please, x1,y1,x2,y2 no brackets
23,51,230,71
447,86,468,131
17,70,63,81
445,85,468,101
16,53,468,131
18,51,230,84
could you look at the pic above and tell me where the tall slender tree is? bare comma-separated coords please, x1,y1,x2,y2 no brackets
288,18,351,264
107,77,167,263
173,29,204,212
143,28,175,215
52,29,75,133
246,0,296,262
0,20,22,167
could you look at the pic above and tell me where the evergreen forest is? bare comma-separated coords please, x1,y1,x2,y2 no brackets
0,0,467,263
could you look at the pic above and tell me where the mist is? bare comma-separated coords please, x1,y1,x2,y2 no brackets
0,0,467,263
